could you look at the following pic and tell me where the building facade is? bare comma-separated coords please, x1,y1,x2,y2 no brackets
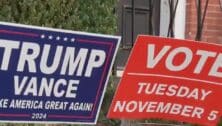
115,0,222,77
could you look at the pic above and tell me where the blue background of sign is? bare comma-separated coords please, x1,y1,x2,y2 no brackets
0,23,120,124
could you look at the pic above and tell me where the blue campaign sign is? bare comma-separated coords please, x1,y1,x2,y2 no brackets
0,22,120,124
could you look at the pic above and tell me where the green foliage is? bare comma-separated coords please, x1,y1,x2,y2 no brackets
2,0,221,126
0,0,117,126
98,76,121,125
218,118,222,126
0,0,117,34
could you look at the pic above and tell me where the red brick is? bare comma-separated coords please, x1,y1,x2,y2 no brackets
203,30,222,36
206,24,222,30
185,0,222,43
205,17,222,24
205,37,221,43
208,0,220,4
206,11,222,18
207,5,221,12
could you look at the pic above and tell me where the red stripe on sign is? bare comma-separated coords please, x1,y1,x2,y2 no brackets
48,114,91,119
0,114,29,117
0,29,39,37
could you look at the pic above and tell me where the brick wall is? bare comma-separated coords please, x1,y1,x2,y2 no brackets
186,0,222,43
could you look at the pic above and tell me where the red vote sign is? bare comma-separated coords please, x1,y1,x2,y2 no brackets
108,35,222,126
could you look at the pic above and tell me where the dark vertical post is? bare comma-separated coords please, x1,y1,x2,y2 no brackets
195,0,209,41
196,0,202,41
149,0,153,35
131,0,135,46
167,0,173,37
167,0,178,37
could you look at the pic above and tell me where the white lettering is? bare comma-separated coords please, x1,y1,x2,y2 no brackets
0,39,19,70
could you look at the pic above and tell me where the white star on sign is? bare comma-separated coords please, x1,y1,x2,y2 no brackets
71,38,75,42
48,35,53,40
56,36,60,40
41,34,45,39
64,37,68,41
